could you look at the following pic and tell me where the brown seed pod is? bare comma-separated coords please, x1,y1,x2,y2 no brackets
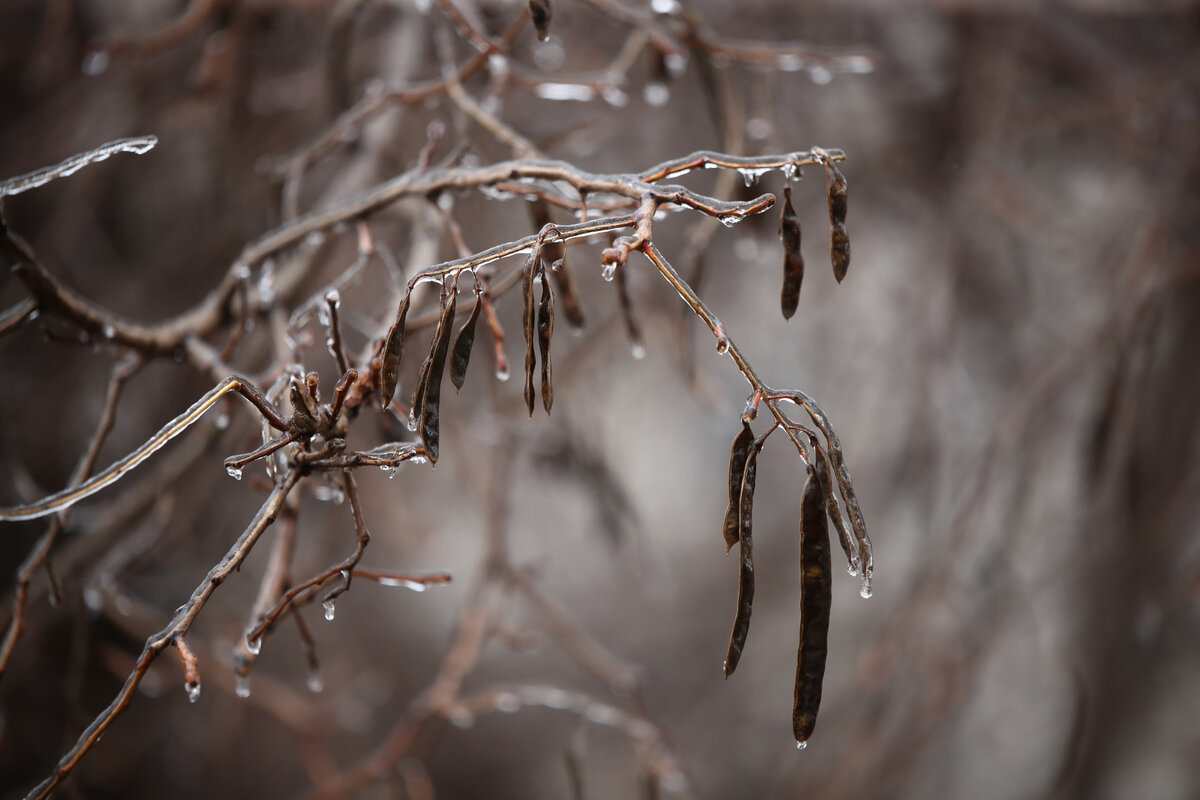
722,422,755,552
780,185,804,319
378,291,411,409
418,289,456,464
793,388,872,596
811,439,860,576
614,262,644,356
724,442,760,678
529,0,552,41
537,267,554,414
794,463,832,746
531,199,585,329
522,251,539,417
449,293,481,392
824,160,850,283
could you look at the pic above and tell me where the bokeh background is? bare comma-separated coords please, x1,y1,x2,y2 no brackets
1,1,1198,798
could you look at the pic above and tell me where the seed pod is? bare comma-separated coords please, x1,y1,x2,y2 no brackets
812,440,860,576
794,463,832,745
522,251,539,417
724,443,760,678
780,185,804,319
290,381,317,432
537,268,554,413
530,201,585,331
450,294,481,392
794,389,872,597
721,422,755,552
529,0,552,41
418,289,456,464
824,160,850,283
614,263,644,356
379,292,411,409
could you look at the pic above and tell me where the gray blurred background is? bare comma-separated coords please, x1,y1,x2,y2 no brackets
0,1,1198,798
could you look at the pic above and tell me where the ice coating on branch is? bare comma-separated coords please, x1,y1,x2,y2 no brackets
377,577,431,591
535,83,596,102
738,167,771,187
1,136,157,197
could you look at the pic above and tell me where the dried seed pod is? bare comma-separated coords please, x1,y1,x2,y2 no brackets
614,263,644,356
812,439,860,576
780,185,804,319
418,289,456,464
824,160,850,283
724,443,760,678
794,463,832,745
450,294,481,392
794,389,872,597
722,422,755,552
537,268,554,413
529,0,552,41
522,252,539,417
530,200,585,329
289,381,316,432
379,292,411,409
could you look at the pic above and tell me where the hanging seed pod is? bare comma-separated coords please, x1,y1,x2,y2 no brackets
794,463,831,746
522,252,539,417
477,289,510,381
529,0,552,41
537,267,555,414
530,200,586,329
780,185,804,319
793,389,872,597
724,442,760,678
450,294,481,392
812,439,860,576
722,422,755,552
823,159,850,283
418,289,456,465
379,291,411,409
614,263,644,356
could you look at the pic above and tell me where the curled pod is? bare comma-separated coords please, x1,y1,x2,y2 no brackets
779,185,804,319
378,292,411,409
724,442,761,678
529,0,552,41
449,293,481,392
537,268,555,413
793,463,832,745
824,160,850,283
721,422,755,552
289,381,316,432
418,289,456,464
